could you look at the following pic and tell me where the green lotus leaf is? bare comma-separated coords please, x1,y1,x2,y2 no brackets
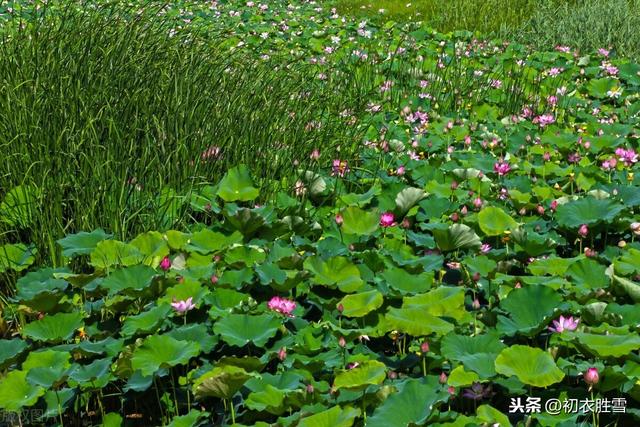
511,227,556,257
217,165,260,202
185,229,244,254
102,413,123,427
245,384,286,413
23,349,71,388
587,77,617,98
67,358,113,385
130,231,170,263
567,258,608,290
131,334,201,377
368,377,450,427
611,275,640,303
42,388,75,420
478,206,518,236
337,290,383,317
57,229,113,258
528,256,573,276
206,288,250,319
339,184,380,207
121,304,171,336
476,405,512,427
496,285,563,336
12,267,68,313
90,240,144,269
0,370,46,412
555,198,624,228
213,313,280,348
441,333,506,378
380,267,433,294
167,410,208,427
614,248,640,276
385,307,455,336
225,245,266,266
304,256,364,292
166,324,219,353
0,243,36,273
297,405,360,427
340,206,379,236
193,365,257,400
433,223,481,252
333,360,386,391
101,265,157,295
403,286,468,322
448,365,480,387
22,312,84,343
0,338,29,369
395,187,427,215
494,345,564,387
576,332,640,357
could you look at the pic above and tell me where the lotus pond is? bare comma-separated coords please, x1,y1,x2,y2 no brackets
1,0,640,426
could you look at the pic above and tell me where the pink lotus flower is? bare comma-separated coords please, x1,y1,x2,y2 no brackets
480,243,491,254
268,296,296,317
160,256,172,271
396,165,405,176
549,315,580,333
171,297,195,314
310,149,320,160
584,367,599,386
380,212,396,227
201,145,222,161
578,224,589,238
332,159,349,177
493,161,511,176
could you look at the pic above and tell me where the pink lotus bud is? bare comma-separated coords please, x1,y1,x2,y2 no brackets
461,205,468,215
550,200,558,211
447,386,456,396
160,256,172,271
396,165,405,176
439,372,448,384
584,367,599,386
335,213,344,226
451,181,459,190
338,336,346,348
306,384,314,393
211,274,219,284
278,347,287,361
450,212,459,222
537,205,545,215
472,272,481,282
578,224,589,238
401,218,411,229
472,298,481,310
473,197,483,209
420,340,430,353
388,371,398,380
337,303,344,313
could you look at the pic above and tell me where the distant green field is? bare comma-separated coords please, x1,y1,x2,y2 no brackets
334,0,640,58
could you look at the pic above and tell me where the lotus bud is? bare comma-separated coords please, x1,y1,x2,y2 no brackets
160,256,172,271
439,372,448,384
338,336,346,348
420,340,430,353
584,367,599,386
278,347,287,361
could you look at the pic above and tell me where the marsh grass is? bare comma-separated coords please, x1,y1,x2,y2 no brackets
336,0,640,58
515,0,640,58
0,1,379,269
